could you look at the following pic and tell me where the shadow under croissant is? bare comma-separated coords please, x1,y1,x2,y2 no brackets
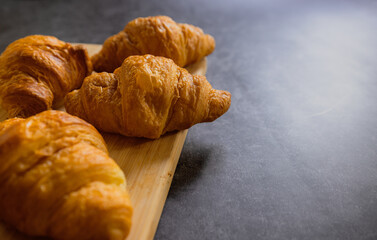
100,129,212,195
167,140,213,197
101,130,186,179
102,132,156,150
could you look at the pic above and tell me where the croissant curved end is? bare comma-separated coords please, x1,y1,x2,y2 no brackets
64,90,86,120
206,34,216,55
206,90,231,122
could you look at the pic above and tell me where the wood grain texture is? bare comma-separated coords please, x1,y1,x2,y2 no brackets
0,43,207,240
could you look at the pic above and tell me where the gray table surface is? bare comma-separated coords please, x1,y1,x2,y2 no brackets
2,0,377,239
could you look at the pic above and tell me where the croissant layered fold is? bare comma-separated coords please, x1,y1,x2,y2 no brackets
0,110,132,240
92,16,215,72
65,55,231,139
0,35,92,118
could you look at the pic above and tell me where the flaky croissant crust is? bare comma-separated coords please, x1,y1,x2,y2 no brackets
0,110,132,240
0,35,92,118
65,55,231,139
92,16,215,72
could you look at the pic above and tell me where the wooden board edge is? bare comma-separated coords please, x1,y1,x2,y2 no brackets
143,130,188,240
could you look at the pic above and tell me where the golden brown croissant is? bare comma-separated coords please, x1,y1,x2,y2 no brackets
92,16,215,72
0,110,132,240
65,54,231,139
0,35,92,118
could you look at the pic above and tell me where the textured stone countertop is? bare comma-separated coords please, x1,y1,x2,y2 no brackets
2,0,377,239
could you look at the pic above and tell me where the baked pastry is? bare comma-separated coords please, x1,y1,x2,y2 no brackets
0,110,132,240
92,16,215,72
65,54,231,139
0,35,92,118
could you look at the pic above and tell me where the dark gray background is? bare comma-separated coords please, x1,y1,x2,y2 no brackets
2,0,377,239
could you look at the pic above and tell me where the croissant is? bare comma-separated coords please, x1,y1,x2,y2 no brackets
92,16,215,73
0,35,92,118
0,110,132,240
65,54,231,139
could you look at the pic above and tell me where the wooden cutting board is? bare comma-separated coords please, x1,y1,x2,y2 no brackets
0,43,207,240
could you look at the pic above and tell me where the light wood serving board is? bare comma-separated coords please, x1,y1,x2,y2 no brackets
0,43,207,240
